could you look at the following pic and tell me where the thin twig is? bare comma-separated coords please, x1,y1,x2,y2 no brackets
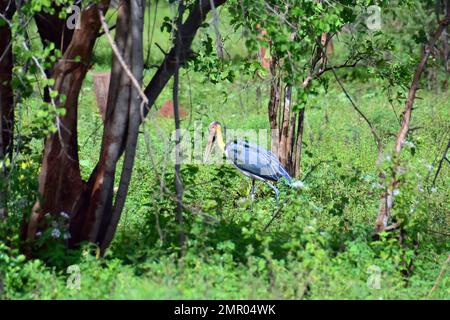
428,254,450,297
432,138,450,187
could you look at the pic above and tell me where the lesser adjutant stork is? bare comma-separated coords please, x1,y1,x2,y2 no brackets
204,121,292,203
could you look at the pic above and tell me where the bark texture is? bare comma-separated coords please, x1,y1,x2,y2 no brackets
267,40,327,177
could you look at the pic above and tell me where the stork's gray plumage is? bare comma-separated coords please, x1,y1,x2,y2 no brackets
204,121,292,203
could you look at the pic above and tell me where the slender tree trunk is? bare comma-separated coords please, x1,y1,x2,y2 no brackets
173,0,186,251
99,0,145,253
209,0,224,59
294,107,305,177
287,113,296,169
376,8,450,232
82,2,134,245
268,55,280,156
141,0,227,120
279,85,292,172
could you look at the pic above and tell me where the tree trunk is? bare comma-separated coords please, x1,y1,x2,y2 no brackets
267,34,328,178
78,1,135,245
294,107,305,177
279,85,292,172
25,2,111,244
141,0,227,120
268,55,281,156
99,0,145,253
173,0,186,251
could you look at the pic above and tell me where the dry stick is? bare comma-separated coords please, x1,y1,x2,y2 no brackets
173,0,186,251
209,0,224,59
330,66,383,163
263,198,291,232
432,138,450,187
428,254,450,297
376,10,450,232
423,131,448,185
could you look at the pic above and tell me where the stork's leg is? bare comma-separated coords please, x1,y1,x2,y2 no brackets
251,179,255,201
266,182,279,205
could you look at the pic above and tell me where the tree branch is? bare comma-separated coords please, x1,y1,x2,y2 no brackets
376,8,450,232
141,0,227,120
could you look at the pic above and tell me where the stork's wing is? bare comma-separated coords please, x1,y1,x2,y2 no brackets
225,140,292,183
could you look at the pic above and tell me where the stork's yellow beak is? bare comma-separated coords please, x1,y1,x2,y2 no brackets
204,127,216,163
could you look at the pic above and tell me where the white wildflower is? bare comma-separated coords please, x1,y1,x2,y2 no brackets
36,231,42,237
63,232,71,240
392,189,400,196
60,211,70,219
403,140,415,148
51,228,61,239
291,180,305,189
